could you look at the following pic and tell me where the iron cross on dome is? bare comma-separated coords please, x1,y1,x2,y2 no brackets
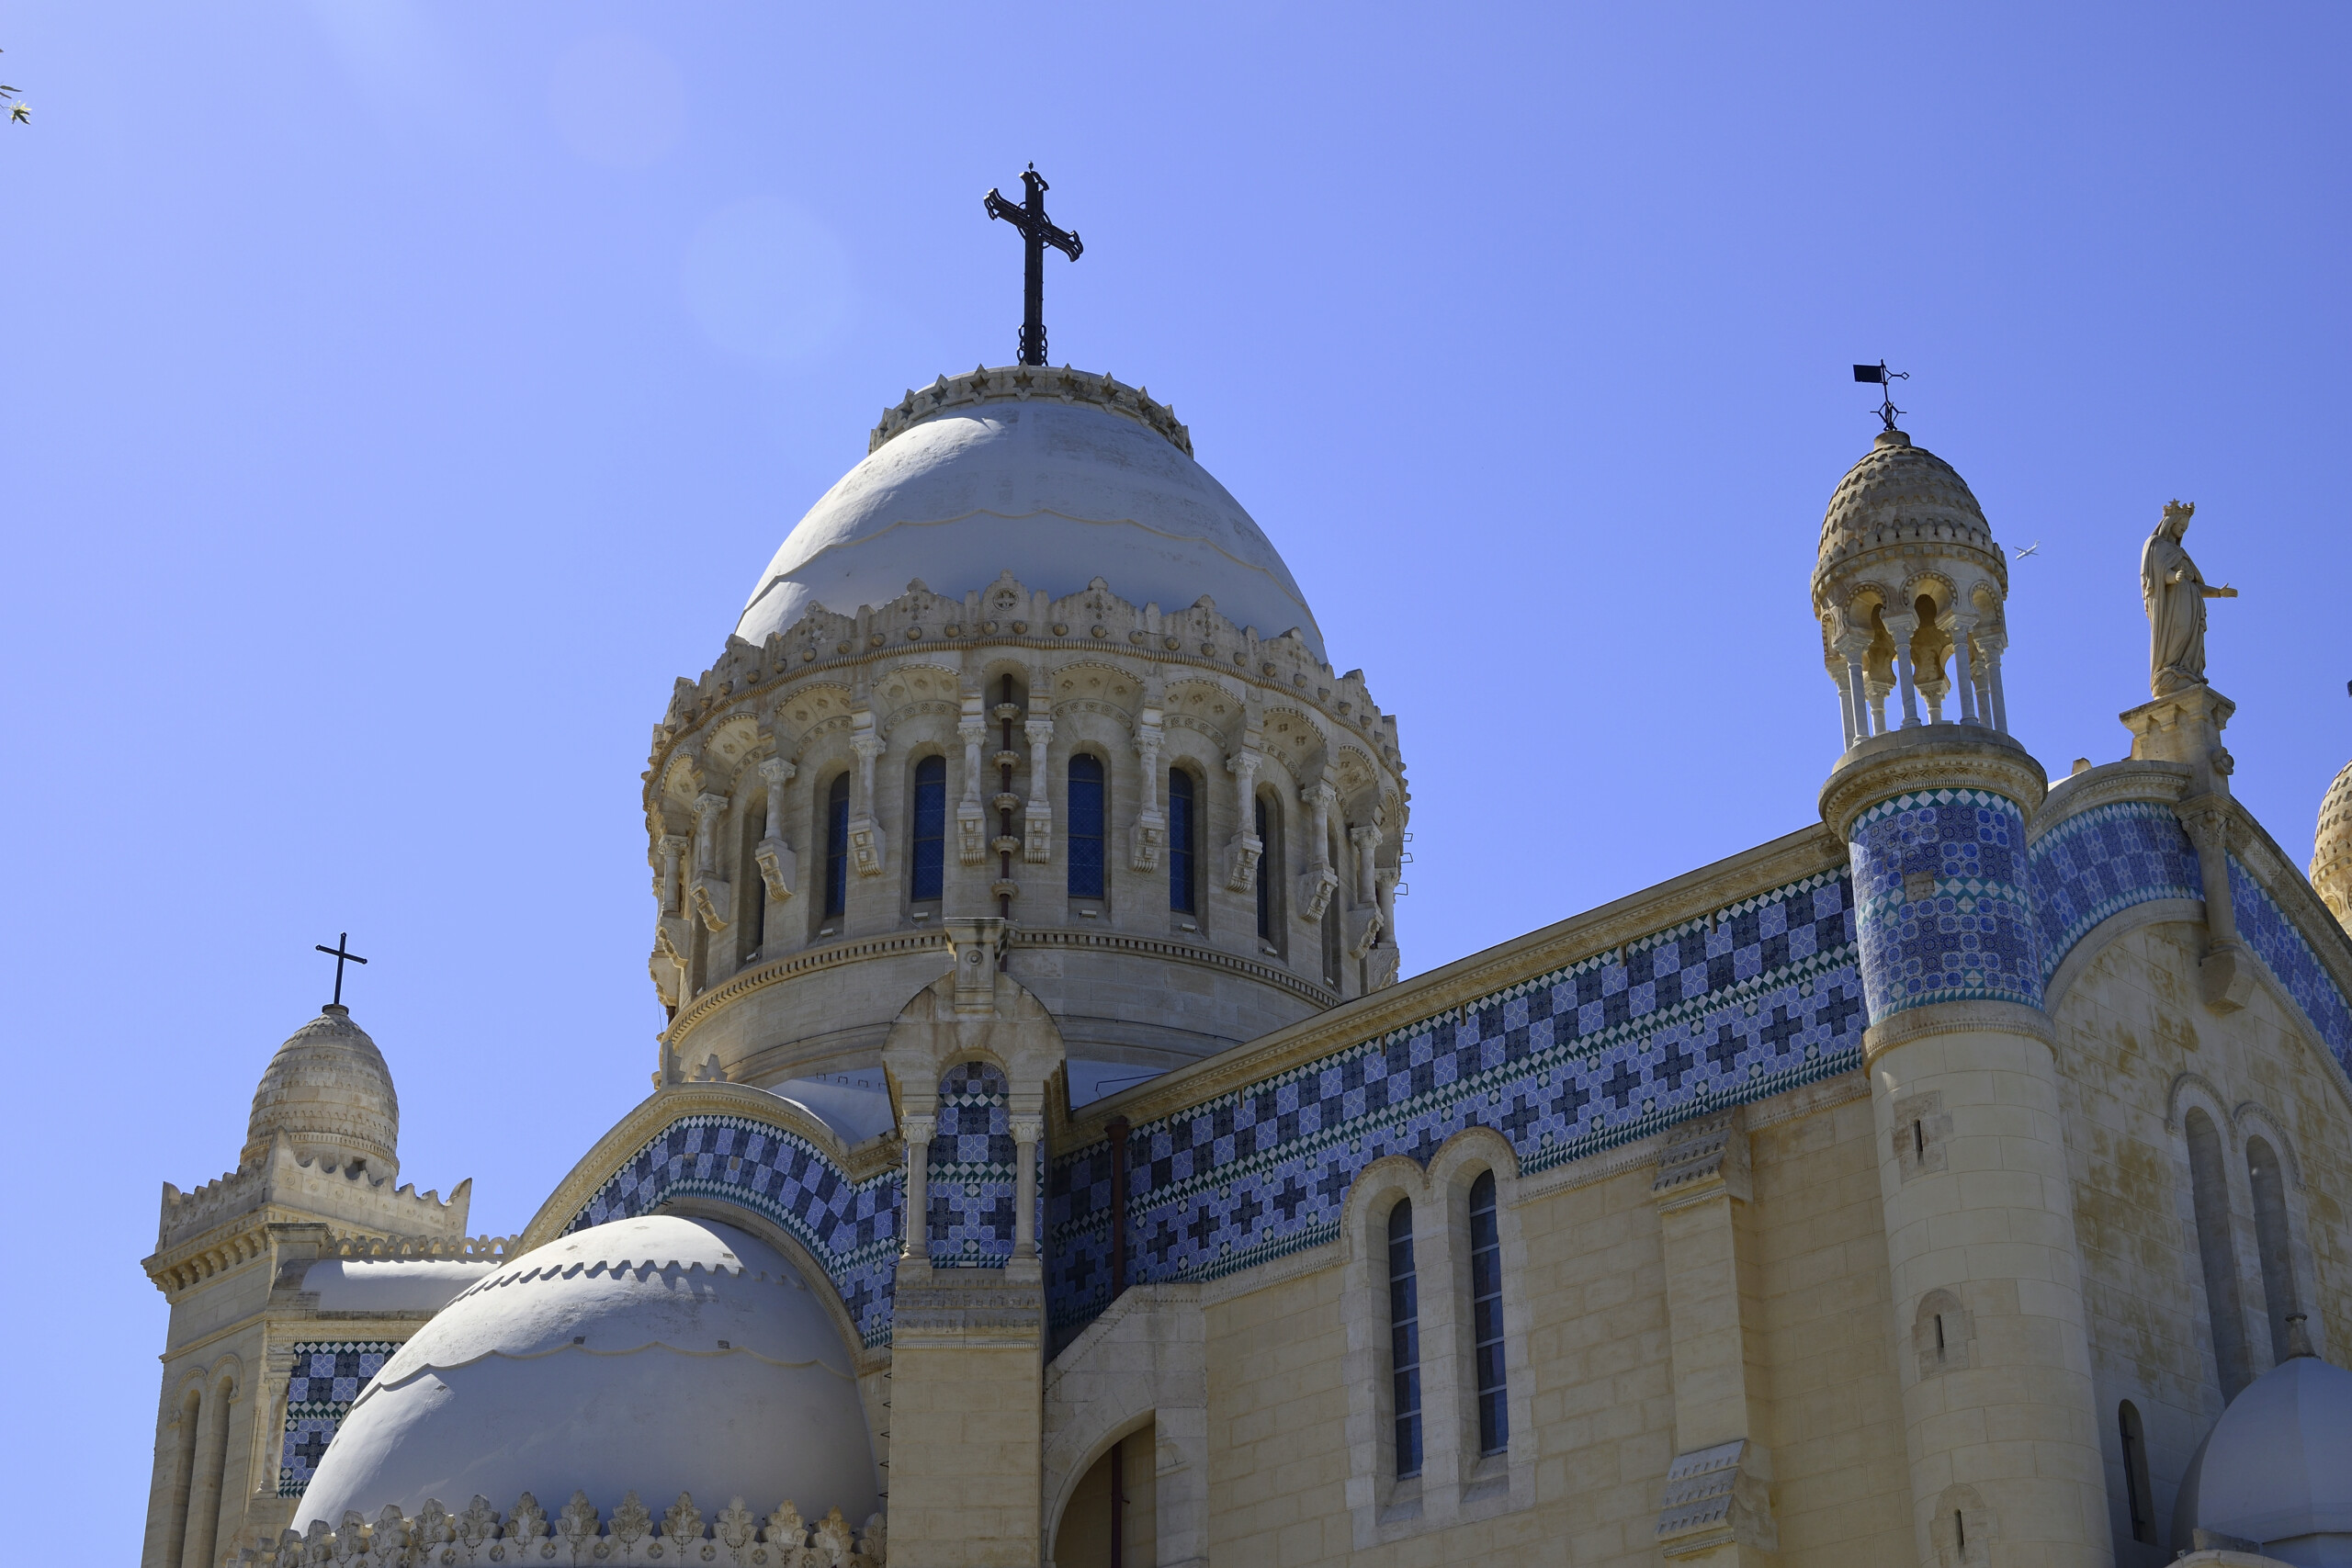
984,164,1083,367
314,931,368,1007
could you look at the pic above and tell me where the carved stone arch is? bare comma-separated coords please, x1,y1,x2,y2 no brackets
773,681,858,740
2233,1100,2304,1189
1048,658,1146,712
1964,577,2005,617
703,715,762,784
1339,1153,1430,1266
788,712,857,765
2165,1070,2237,1144
876,698,958,743
1259,705,1329,771
1044,1404,1161,1562
1899,568,1959,612
659,750,707,807
878,966,1066,1113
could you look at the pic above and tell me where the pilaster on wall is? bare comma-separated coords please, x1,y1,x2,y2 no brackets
1650,1111,1779,1567
887,1261,1047,1568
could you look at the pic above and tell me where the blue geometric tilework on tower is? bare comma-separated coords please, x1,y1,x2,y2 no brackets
1045,869,1862,1343
277,1341,397,1496
1849,789,2041,1021
930,1062,1016,1268
2030,799,2202,981
566,1113,901,1348
2230,856,2352,1071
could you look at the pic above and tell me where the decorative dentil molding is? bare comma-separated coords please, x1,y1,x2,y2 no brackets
243,1491,883,1568
867,362,1191,457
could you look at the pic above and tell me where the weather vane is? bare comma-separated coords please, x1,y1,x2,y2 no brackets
1853,360,1908,433
984,164,1083,367
314,931,368,1008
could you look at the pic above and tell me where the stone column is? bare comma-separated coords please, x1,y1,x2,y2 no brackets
690,792,731,930
754,758,797,902
1977,629,2009,733
849,730,887,877
901,1113,935,1260
1943,612,1980,724
1023,715,1055,863
1225,747,1263,892
1296,780,1340,923
957,712,989,865
1824,730,2108,1568
1838,628,1876,745
1883,606,1924,728
1131,717,1165,873
657,834,687,916
1011,1114,1043,1258
1650,1113,1776,1567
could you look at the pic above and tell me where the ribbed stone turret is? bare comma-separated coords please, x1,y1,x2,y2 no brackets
241,1004,401,1179
2314,759,2352,930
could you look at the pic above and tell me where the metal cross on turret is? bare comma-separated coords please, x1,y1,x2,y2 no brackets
313,931,368,1007
984,164,1083,367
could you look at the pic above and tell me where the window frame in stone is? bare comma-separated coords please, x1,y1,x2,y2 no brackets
1068,752,1107,902
1387,1197,1424,1480
822,772,851,919
2183,1105,2252,1396
1468,1169,1509,1456
910,753,947,907
1169,765,1198,915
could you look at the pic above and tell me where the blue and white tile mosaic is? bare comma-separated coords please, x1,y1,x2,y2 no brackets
929,1062,1016,1268
277,1341,397,1496
1045,870,1862,1343
2230,857,2352,1071
2030,800,2202,981
567,1115,901,1348
1849,789,2041,1021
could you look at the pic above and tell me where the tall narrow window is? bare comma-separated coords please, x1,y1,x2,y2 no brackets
1255,795,1275,941
1321,830,1344,987
2119,1400,2154,1544
1168,768,1197,914
2185,1107,2251,1394
910,755,946,903
2247,1135,2301,1363
1387,1199,1423,1479
1069,754,1106,899
823,773,851,919
736,808,767,964
1469,1170,1509,1455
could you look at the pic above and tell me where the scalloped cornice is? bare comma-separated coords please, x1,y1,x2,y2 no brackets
870,365,1192,457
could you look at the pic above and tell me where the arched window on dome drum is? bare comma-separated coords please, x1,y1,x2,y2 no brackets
1256,794,1277,942
736,807,765,965
1321,824,1344,989
2247,1135,2301,1365
2185,1107,2252,1396
1386,1199,1423,1481
1069,754,1105,900
2119,1400,2154,1545
823,773,851,919
1469,1170,1509,1455
910,755,946,905
1169,767,1197,914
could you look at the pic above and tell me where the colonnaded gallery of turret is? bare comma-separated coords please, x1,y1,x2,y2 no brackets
143,288,2352,1566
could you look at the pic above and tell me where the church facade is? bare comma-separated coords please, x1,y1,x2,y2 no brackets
141,362,2352,1568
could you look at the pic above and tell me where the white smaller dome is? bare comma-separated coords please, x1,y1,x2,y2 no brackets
2176,1348,2352,1564
297,1215,876,1531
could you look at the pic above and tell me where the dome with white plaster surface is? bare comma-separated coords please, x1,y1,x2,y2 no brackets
295,1213,877,1531
734,365,1326,660
2174,1345,2352,1565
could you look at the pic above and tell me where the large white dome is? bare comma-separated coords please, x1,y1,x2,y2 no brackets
296,1214,876,1531
2175,1348,2352,1563
735,367,1326,660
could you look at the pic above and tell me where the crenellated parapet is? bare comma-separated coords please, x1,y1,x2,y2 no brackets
148,1134,471,1298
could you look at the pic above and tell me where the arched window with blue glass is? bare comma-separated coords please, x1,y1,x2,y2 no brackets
910,755,946,906
822,772,851,920
1169,766,1197,915
1388,1198,1423,1479
1068,753,1106,902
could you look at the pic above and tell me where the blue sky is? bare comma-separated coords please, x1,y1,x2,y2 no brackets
2,3,2346,1540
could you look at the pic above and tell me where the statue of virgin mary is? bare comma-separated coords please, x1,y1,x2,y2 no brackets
2142,501,2237,697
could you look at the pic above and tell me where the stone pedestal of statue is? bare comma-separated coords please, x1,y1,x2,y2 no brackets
2120,682,2237,798
2119,684,2261,1011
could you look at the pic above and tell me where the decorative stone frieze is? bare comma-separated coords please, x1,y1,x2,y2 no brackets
868,361,1191,457
242,1491,885,1567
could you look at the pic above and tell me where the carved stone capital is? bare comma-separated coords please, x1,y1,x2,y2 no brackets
755,757,797,785
850,734,887,762
1010,1114,1044,1144
1226,831,1263,893
753,838,796,902
1023,717,1054,746
902,1114,936,1144
1818,726,2048,839
1295,864,1339,924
